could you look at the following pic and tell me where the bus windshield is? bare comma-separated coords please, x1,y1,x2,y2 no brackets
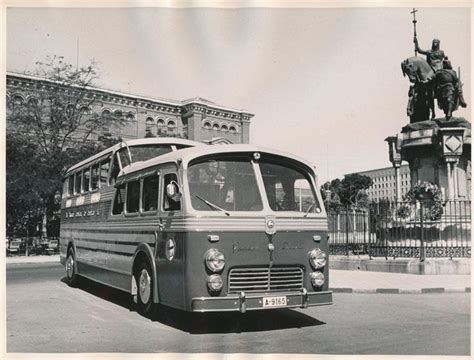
259,158,321,214
187,157,263,212
187,155,321,214
118,144,177,167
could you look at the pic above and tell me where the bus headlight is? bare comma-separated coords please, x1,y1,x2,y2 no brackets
310,271,325,287
205,248,225,272
207,274,223,292
309,248,327,269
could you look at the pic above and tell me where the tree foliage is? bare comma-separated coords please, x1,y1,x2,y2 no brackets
6,56,123,237
321,173,373,210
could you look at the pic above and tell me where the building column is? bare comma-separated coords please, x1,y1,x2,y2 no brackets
239,113,252,144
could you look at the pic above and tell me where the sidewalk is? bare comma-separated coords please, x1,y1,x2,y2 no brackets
5,254,60,264
330,269,471,294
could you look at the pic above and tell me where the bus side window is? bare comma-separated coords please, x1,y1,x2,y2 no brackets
100,157,110,187
75,171,83,195
143,175,159,212
110,154,121,185
112,184,126,215
91,163,100,190
83,167,91,192
163,173,181,211
68,175,74,196
126,180,140,213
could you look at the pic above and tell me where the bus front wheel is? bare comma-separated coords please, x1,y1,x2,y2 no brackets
135,259,155,316
65,247,79,287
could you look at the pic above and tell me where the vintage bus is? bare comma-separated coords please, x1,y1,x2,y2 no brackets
60,140,332,315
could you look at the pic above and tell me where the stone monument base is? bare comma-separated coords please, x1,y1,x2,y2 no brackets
386,117,471,201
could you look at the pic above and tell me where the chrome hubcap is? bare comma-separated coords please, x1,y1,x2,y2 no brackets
139,269,151,304
66,255,74,279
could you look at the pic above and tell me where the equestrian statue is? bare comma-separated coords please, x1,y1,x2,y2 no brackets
401,9,467,123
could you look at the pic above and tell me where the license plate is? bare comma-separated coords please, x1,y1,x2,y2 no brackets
263,296,287,308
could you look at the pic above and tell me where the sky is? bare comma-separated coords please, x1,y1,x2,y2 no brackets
6,6,471,184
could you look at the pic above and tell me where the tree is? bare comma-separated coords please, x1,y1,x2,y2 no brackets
321,174,373,210
6,56,123,238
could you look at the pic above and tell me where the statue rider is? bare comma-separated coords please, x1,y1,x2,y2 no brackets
414,38,446,72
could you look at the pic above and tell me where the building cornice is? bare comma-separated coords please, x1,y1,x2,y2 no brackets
7,72,254,118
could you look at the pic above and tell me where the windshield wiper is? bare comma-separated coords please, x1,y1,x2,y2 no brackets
303,202,317,217
193,194,230,216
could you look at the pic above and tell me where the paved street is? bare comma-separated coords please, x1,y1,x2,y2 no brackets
6,263,471,355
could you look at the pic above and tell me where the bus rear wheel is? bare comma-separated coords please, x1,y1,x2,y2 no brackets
65,247,79,287
135,259,155,316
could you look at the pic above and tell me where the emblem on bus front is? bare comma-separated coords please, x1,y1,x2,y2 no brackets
265,216,276,235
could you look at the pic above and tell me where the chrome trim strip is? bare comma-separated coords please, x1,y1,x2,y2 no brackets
191,290,333,312
77,258,130,276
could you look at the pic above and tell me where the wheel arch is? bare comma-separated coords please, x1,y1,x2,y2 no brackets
132,243,159,304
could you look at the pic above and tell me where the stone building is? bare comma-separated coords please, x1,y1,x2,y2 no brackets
6,72,254,144
350,165,411,201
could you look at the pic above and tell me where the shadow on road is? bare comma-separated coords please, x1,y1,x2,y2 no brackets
150,306,325,334
63,276,326,334
60,276,133,310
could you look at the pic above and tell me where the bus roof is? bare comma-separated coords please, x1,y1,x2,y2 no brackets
66,137,204,174
118,144,317,178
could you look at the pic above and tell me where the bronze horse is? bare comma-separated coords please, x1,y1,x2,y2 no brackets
401,56,466,121
401,56,435,123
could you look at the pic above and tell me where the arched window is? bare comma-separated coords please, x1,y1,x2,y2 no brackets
66,103,76,117
221,124,228,132
126,112,135,121
101,109,113,125
203,122,211,129
27,97,38,107
167,120,176,135
145,117,155,136
12,94,24,106
157,119,165,127
114,110,123,119
212,123,220,131
229,126,237,133
79,106,91,115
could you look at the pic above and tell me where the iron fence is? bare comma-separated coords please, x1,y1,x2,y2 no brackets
328,200,471,259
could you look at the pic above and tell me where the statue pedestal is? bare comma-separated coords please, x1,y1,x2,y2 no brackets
386,118,471,201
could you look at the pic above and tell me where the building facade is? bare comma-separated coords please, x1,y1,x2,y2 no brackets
6,72,254,144
350,164,411,201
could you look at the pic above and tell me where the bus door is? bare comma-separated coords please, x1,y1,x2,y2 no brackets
156,167,185,304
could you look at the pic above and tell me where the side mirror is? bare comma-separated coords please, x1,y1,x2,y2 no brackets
166,181,182,202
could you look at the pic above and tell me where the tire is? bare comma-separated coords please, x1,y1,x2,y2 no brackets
135,259,155,316
65,247,79,287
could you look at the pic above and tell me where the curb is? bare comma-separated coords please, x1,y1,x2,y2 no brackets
330,287,471,294
6,255,60,265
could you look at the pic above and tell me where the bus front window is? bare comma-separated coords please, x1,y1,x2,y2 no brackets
187,157,263,212
260,160,321,214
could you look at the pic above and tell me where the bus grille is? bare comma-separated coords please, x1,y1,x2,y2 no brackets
228,266,304,293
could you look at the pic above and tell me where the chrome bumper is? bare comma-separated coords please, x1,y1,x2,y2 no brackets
191,289,333,313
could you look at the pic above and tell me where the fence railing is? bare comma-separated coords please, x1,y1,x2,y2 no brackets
328,200,471,259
